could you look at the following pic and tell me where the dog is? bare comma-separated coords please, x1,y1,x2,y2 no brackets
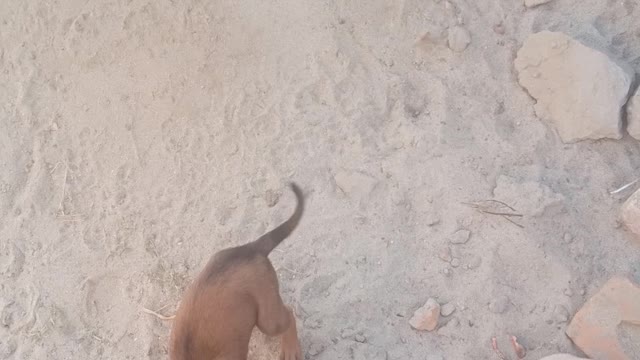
170,183,305,360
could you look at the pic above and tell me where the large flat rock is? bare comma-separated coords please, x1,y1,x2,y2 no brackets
515,31,633,143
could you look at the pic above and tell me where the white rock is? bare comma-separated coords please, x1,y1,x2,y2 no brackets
447,26,471,52
440,303,456,316
449,229,471,244
410,298,440,331
514,31,632,143
621,188,640,240
525,0,552,7
627,86,640,140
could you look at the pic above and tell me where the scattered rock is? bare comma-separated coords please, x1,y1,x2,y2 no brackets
563,288,573,297
514,31,632,143
410,298,440,331
627,86,640,140
538,354,589,360
552,304,570,323
566,276,640,359
621,188,640,240
440,303,456,317
447,26,471,52
493,23,505,35
489,295,510,314
450,258,460,268
524,0,552,7
442,268,452,277
263,189,280,207
355,334,366,343
449,229,471,244
438,247,452,262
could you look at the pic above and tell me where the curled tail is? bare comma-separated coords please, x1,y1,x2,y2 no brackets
251,183,305,256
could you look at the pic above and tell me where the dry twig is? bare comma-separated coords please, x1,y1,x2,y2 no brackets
142,307,175,321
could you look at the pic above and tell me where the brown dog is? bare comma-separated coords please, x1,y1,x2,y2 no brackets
170,183,305,360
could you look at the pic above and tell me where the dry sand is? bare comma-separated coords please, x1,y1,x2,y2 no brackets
1,0,640,359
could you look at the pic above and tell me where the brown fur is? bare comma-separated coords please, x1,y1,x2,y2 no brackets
170,183,305,360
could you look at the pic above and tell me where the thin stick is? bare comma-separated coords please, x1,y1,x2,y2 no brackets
501,215,525,229
479,210,523,218
609,178,640,194
142,307,175,320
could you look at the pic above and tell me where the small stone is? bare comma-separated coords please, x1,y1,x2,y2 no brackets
552,305,569,323
493,23,505,35
442,268,452,276
489,295,510,314
447,26,471,52
525,0,552,7
563,288,573,297
51,122,59,131
449,229,471,244
263,189,280,207
440,303,456,317
355,334,366,343
410,298,440,331
450,258,460,268
438,247,452,262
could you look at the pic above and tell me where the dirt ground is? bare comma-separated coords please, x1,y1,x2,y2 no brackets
1,0,640,359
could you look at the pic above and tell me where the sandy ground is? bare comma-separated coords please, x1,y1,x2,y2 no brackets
1,0,640,359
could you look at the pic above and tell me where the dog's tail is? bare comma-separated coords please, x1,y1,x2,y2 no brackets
251,183,305,256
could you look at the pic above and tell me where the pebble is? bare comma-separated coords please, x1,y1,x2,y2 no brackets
355,334,367,343
489,295,510,314
552,305,570,323
442,268,452,276
440,303,456,317
449,229,471,244
447,26,471,52
438,247,452,262
563,288,573,297
409,298,440,331
450,258,460,268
